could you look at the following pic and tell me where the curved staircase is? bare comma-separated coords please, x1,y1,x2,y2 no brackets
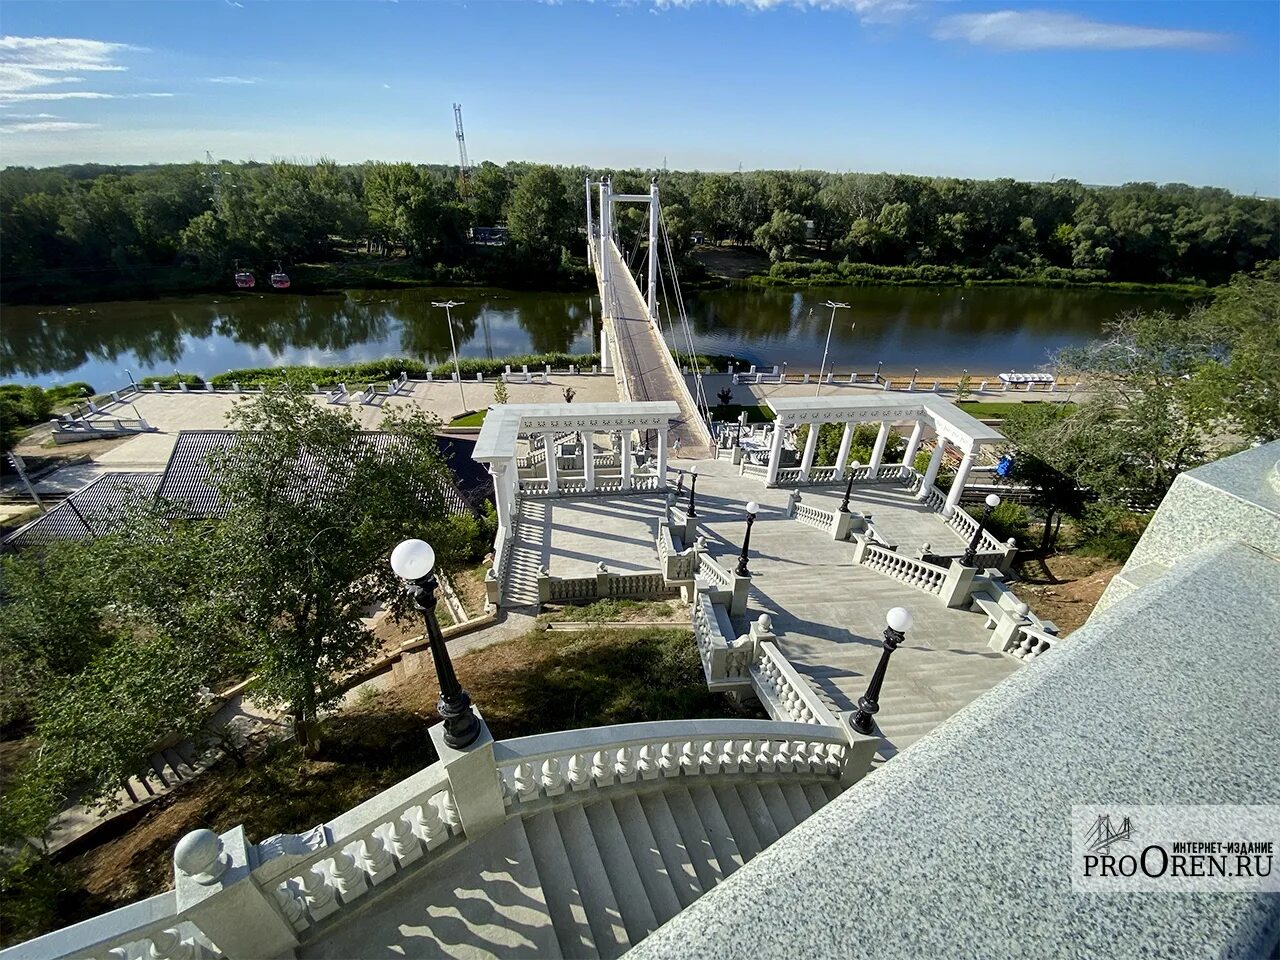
302,774,843,958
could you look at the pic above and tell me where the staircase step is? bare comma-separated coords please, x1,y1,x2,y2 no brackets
686,784,745,879
821,780,844,803
637,790,704,908
756,782,798,835
801,781,832,814
709,784,762,862
554,804,631,957
734,783,781,850
523,809,599,959
779,782,815,824
582,799,660,942
611,794,684,926
661,786,724,891
303,816,558,959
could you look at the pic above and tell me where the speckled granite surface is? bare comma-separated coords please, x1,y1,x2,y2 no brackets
1099,441,1280,613
629,540,1280,960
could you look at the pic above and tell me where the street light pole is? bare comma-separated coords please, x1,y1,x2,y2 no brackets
687,465,698,517
736,500,759,577
849,607,913,736
390,539,481,749
815,299,850,398
839,460,862,514
432,299,468,415
961,493,1002,567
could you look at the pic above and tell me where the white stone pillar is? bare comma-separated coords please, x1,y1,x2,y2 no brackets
766,417,787,487
833,421,855,480
868,421,890,476
916,441,946,501
800,421,820,480
600,319,612,373
545,433,559,495
621,431,633,490
647,178,659,321
582,430,595,492
944,447,977,512
902,420,924,468
488,463,512,531
656,427,668,488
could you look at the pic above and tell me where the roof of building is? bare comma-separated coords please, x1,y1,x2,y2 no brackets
3,472,161,549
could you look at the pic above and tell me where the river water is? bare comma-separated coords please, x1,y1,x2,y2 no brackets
1,284,1189,389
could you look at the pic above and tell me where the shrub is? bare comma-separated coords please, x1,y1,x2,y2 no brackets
985,502,1031,544
1073,503,1150,562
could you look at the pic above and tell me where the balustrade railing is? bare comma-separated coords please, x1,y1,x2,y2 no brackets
696,552,733,591
492,718,850,810
752,644,840,726
861,544,947,596
1009,624,1058,661
8,893,224,960
793,501,837,533
806,466,838,483
739,460,769,479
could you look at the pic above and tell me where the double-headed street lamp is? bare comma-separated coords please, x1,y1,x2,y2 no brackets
432,299,468,415
815,299,851,398
736,500,759,577
962,493,1002,567
390,538,481,749
849,606,913,736
839,460,863,514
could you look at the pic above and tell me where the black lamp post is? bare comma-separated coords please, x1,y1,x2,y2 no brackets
849,607,913,735
839,460,863,514
961,493,1001,567
391,539,481,749
687,465,698,517
735,500,759,577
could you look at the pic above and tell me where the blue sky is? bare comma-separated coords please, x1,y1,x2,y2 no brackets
1,0,1277,194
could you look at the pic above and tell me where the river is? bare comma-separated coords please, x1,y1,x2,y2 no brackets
0,284,1190,389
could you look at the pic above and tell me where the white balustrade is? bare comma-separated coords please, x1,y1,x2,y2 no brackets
861,544,947,596
492,718,849,809
751,643,840,727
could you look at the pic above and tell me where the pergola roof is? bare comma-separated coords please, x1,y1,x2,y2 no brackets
474,402,681,462
764,395,1004,453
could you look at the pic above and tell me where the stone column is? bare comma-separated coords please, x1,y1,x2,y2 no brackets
620,431,633,490
600,319,612,373
800,421,820,480
833,421,855,481
656,427,668,488
545,433,559,495
867,421,890,476
582,430,595,492
488,463,512,531
766,417,787,487
944,447,977,512
901,420,924,468
916,440,946,501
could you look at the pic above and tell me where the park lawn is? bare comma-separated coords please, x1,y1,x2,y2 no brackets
14,627,752,945
448,409,488,427
955,400,1077,420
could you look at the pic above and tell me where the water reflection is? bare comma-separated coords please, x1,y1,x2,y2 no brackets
1,283,1185,387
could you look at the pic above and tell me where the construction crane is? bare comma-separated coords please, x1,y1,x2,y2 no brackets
453,102,471,192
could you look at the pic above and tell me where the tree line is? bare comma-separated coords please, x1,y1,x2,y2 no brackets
2,159,1277,303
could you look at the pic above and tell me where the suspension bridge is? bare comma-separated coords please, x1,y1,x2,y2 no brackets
587,177,714,459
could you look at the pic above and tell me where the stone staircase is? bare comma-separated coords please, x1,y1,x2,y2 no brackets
503,501,547,609
301,776,843,959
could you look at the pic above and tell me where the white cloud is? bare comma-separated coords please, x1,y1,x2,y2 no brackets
0,119,98,133
3,111,60,118
932,10,1228,51
207,75,258,84
0,35,153,104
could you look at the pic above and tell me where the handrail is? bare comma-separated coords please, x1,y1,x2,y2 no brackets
861,543,947,596
752,642,841,727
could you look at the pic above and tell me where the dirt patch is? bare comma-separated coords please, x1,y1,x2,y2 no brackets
691,245,770,279
1014,554,1121,635
448,564,490,619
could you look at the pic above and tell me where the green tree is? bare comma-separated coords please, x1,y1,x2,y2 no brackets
753,210,806,262
209,387,467,755
507,165,574,265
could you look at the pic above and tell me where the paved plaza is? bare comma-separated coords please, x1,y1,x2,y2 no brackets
75,373,619,469
505,457,1020,757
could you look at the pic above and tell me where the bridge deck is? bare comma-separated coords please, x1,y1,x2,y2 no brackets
599,239,711,459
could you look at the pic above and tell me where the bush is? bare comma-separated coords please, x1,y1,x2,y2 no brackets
1073,503,1150,561
985,502,1031,544
206,354,600,390
138,373,205,389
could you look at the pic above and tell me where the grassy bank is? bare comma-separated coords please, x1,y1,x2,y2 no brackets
956,400,1078,420
196,353,601,390
745,259,1212,297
